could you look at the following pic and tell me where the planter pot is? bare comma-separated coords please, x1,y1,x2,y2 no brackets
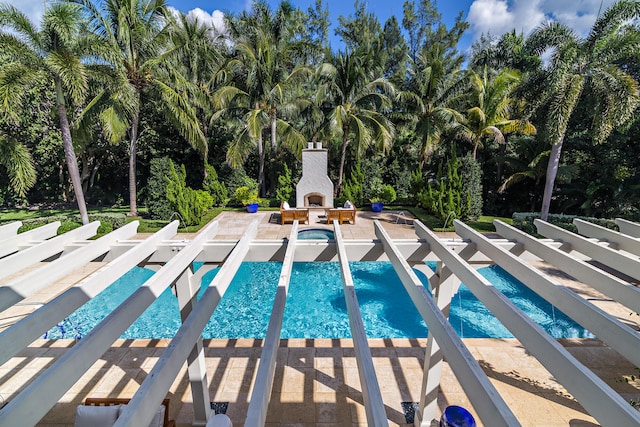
246,203,259,213
371,202,384,212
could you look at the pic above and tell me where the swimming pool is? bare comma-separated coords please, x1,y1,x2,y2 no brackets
297,229,335,240
43,262,591,340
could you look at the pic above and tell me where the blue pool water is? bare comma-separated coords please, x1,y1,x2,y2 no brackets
44,262,592,340
297,229,335,240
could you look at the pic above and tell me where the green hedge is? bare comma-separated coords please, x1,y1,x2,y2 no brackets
512,212,618,235
17,213,126,234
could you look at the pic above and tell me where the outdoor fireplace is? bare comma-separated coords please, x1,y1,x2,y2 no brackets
296,143,334,208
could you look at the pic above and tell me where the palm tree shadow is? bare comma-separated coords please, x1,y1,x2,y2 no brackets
477,360,590,416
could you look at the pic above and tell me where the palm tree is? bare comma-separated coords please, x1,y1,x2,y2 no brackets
0,134,36,198
523,0,640,220
459,67,536,160
164,11,225,143
497,136,574,212
400,44,465,165
321,50,395,196
0,2,98,223
215,2,307,196
72,0,207,217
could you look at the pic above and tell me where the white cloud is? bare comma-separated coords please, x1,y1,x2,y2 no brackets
467,0,619,41
468,0,545,38
166,7,227,38
185,8,227,35
5,0,44,24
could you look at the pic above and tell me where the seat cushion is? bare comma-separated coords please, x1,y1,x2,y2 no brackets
282,201,291,210
75,405,121,427
344,200,353,209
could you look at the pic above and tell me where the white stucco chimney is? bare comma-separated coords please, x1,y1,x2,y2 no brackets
296,143,334,208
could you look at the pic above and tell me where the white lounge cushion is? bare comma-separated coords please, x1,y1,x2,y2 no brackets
118,404,165,427
282,201,291,210
344,200,353,209
75,404,121,427
206,414,232,427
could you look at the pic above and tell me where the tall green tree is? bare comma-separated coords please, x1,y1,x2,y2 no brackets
321,50,395,196
335,0,382,54
400,44,466,165
523,0,640,220
0,2,102,223
73,0,207,216
0,134,36,198
458,67,535,160
216,1,307,196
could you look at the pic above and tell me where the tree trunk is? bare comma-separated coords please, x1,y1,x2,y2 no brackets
80,152,91,195
55,77,89,225
270,112,277,157
257,127,266,197
336,126,349,197
540,140,563,221
128,109,140,217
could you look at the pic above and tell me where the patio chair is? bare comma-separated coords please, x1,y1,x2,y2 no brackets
280,201,309,224
75,397,175,427
326,201,356,224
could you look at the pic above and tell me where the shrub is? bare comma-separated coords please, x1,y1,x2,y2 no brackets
166,161,209,226
460,155,483,220
203,163,228,207
418,150,471,222
147,157,174,220
343,163,364,206
57,221,81,235
512,212,618,235
234,186,259,206
275,164,293,203
16,213,125,234
369,178,396,204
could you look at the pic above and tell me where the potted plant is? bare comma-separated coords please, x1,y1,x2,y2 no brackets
234,186,260,213
369,179,396,212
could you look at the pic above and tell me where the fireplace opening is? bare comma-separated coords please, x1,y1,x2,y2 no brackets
304,193,325,207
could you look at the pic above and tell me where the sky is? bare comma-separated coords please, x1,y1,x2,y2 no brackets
7,0,619,55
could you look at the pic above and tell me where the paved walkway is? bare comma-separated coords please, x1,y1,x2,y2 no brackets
2,210,639,426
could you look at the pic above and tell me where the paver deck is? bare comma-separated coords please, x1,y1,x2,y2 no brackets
1,209,639,426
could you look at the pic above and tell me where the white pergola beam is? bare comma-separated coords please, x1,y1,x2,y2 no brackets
415,221,640,426
616,218,640,238
335,220,388,427
245,221,299,427
455,220,640,368
378,221,519,427
0,221,100,280
0,221,179,366
0,221,139,312
115,220,257,427
0,221,219,427
0,221,60,258
535,219,640,281
0,221,21,241
574,218,640,257
494,220,640,316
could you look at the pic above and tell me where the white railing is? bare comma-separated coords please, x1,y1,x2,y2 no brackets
334,220,388,426
245,221,299,426
0,221,178,366
535,219,640,281
0,221,219,427
115,221,256,427
376,220,519,427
